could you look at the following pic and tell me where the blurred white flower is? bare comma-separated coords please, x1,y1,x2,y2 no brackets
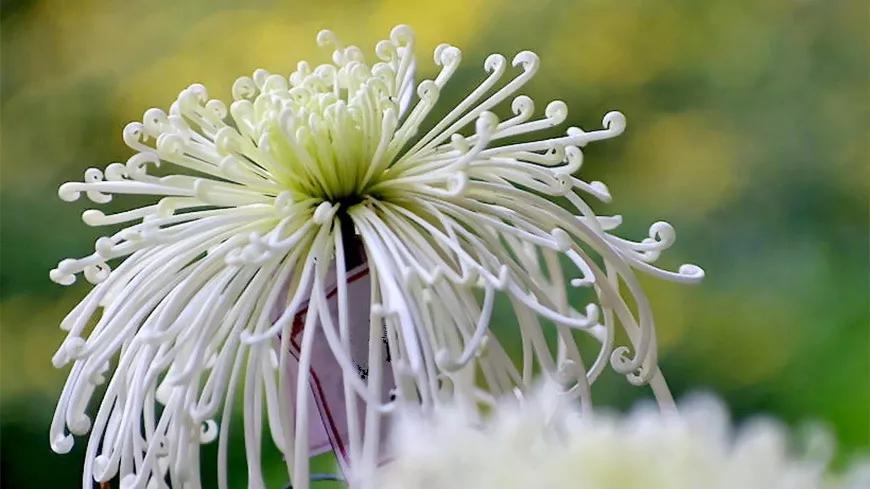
376,385,860,489
49,25,702,489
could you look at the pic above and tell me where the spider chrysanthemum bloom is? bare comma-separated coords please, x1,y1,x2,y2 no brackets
376,386,845,489
49,25,703,489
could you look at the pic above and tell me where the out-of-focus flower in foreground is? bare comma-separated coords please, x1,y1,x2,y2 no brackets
49,25,702,489
376,385,867,489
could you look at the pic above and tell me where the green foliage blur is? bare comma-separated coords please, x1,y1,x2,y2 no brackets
1,0,867,487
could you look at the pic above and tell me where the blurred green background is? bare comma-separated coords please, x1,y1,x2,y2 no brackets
1,0,867,487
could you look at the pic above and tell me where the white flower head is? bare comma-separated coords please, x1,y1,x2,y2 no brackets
50,25,703,489
376,385,844,489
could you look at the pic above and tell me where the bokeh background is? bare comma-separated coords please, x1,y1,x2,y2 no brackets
2,0,867,487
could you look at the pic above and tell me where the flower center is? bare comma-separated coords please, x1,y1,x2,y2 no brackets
257,69,401,206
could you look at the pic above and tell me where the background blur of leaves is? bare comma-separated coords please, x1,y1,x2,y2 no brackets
1,0,867,487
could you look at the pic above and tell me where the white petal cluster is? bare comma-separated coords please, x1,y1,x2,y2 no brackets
49,25,703,489
376,386,858,489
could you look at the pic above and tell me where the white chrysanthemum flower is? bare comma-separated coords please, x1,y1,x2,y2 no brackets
50,25,703,489
376,385,851,489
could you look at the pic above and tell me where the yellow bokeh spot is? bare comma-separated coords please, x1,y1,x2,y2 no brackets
623,112,741,219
